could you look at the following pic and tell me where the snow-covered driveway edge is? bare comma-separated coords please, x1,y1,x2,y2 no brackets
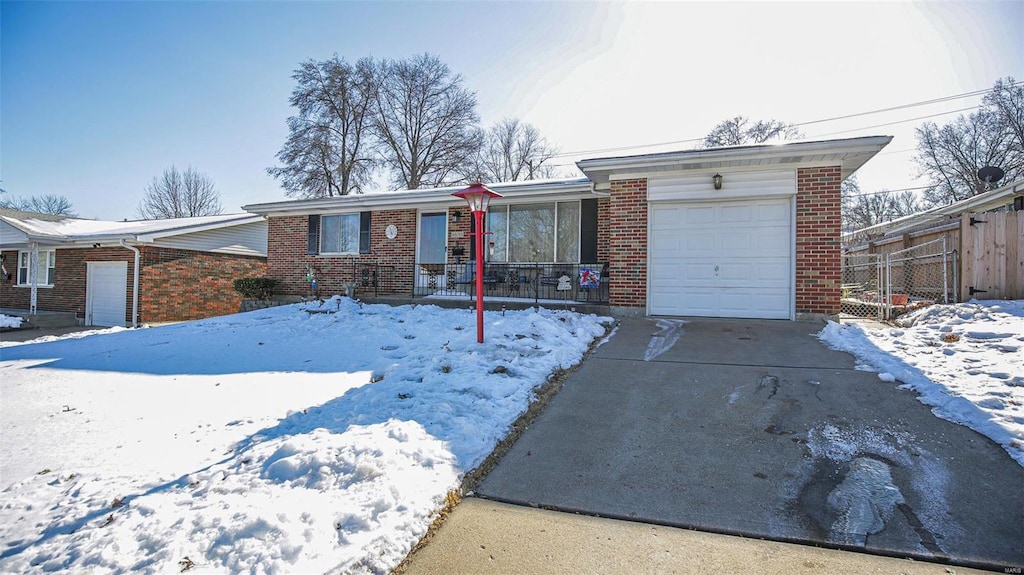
818,307,1024,467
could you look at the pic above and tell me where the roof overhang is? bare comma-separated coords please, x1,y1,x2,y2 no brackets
576,135,893,190
243,178,598,216
0,213,266,249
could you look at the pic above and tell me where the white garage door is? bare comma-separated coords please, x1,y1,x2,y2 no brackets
86,261,128,327
649,198,792,319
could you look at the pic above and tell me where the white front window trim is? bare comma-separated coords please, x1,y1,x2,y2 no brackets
319,214,361,254
17,250,56,286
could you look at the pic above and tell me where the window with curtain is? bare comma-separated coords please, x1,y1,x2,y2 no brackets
320,214,360,254
17,250,56,286
486,202,580,263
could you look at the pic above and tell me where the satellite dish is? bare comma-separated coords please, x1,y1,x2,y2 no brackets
977,165,1005,184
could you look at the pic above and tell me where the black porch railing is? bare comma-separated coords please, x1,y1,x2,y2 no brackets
354,262,395,297
412,262,609,304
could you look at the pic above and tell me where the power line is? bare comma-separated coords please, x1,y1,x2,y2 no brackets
545,81,1015,161
809,105,981,138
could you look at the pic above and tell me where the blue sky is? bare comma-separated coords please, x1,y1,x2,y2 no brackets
2,1,1022,221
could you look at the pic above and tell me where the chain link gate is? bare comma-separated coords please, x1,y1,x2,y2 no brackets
841,253,885,320
841,236,958,322
884,236,957,320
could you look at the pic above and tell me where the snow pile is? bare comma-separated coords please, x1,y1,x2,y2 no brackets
820,300,1024,466
0,297,610,574
0,314,24,329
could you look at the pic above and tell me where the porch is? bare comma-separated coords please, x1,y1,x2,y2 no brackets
412,261,609,305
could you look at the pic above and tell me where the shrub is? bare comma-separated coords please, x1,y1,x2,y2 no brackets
233,277,277,300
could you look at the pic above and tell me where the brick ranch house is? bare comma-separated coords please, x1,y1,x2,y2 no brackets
244,136,892,320
0,211,267,326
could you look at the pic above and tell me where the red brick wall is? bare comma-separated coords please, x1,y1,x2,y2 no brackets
0,246,262,324
608,179,648,308
0,247,135,322
138,247,266,323
795,166,842,316
266,209,418,298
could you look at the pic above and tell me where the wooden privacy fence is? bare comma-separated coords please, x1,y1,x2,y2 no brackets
961,210,1024,300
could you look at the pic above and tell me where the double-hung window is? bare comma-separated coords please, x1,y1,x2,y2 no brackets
17,250,56,286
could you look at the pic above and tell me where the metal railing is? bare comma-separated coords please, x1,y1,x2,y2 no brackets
413,261,609,304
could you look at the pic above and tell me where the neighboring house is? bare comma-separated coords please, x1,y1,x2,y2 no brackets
843,178,1024,301
244,136,892,320
0,210,267,326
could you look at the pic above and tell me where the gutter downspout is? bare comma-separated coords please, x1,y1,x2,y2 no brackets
120,239,140,328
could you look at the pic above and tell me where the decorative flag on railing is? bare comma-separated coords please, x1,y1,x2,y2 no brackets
580,268,600,289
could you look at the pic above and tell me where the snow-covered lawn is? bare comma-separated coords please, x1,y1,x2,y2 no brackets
0,298,610,574
820,300,1024,467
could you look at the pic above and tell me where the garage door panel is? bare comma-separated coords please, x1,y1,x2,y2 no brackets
87,262,127,327
649,198,792,319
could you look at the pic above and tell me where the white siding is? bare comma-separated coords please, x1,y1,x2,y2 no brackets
0,221,29,247
648,169,796,203
150,221,267,257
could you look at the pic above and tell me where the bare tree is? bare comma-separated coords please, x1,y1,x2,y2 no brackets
915,77,1023,205
374,53,482,189
464,118,559,182
703,116,802,148
842,176,923,230
137,165,222,219
0,192,78,216
268,56,379,199
984,76,1024,152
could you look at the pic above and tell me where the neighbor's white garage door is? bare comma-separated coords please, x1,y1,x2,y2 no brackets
649,198,792,319
86,261,128,327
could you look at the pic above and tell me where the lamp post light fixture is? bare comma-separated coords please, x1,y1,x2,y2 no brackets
712,173,723,190
452,183,502,343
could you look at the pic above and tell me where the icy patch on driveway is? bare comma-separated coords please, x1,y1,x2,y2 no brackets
827,457,903,546
644,319,686,361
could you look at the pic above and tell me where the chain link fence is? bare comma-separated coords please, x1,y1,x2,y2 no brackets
841,236,958,321
841,253,885,320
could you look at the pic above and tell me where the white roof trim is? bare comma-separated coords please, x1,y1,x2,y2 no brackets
577,135,893,185
243,178,595,216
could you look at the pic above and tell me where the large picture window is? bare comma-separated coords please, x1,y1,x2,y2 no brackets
486,201,580,263
320,214,360,254
17,250,56,286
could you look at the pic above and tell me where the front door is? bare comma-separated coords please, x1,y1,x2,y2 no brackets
418,213,447,264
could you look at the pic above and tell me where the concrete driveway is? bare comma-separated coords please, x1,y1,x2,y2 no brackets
476,318,1024,569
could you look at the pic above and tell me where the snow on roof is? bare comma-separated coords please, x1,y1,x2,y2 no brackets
0,212,262,241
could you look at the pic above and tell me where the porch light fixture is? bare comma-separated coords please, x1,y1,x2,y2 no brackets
452,183,503,343
450,209,461,223
712,173,723,190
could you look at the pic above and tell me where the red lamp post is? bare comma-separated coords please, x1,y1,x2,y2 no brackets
452,183,502,343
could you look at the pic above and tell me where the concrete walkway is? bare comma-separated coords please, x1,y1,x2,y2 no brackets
405,317,1022,572
402,498,991,575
